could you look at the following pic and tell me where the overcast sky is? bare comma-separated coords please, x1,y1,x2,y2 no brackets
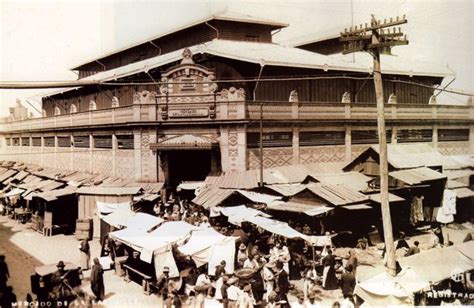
0,0,472,117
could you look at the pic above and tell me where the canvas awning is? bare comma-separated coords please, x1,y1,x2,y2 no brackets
217,205,271,225
398,241,474,290
236,190,281,204
150,134,219,151
96,201,131,216
341,204,372,210
267,200,333,216
103,211,163,231
179,228,236,275
77,186,142,195
177,181,205,191
389,167,446,185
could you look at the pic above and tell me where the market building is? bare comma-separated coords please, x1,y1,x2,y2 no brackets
0,11,473,190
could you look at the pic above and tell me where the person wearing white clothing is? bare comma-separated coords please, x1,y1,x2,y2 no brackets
243,255,259,270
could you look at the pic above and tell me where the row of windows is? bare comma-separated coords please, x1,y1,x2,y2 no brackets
5,135,134,149
247,129,470,148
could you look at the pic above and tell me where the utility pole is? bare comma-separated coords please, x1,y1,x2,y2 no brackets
340,15,408,277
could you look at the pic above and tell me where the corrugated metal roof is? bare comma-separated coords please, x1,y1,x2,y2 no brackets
204,170,260,189
443,155,474,170
346,144,446,170
453,187,474,199
329,52,453,78
389,167,446,185
312,172,372,192
76,186,142,196
306,183,369,206
192,186,235,209
70,11,288,71
367,193,405,203
447,179,467,189
443,169,474,180
265,183,308,197
267,200,333,216
33,187,78,201
0,170,17,183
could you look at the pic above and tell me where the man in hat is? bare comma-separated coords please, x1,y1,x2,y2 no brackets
237,243,248,268
50,261,70,300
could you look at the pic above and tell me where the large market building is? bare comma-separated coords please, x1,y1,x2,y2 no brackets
0,11,473,189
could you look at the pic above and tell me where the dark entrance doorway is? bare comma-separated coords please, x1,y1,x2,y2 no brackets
167,150,213,188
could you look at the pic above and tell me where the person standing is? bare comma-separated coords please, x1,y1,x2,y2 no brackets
274,261,290,308
0,255,10,289
346,250,358,279
322,248,338,290
340,265,356,302
303,261,318,300
79,239,91,271
90,258,105,303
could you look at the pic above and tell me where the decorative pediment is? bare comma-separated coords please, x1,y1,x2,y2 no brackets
159,48,216,99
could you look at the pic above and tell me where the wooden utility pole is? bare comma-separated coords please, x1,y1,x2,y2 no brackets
340,15,408,276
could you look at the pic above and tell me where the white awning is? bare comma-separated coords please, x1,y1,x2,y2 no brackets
4,188,25,197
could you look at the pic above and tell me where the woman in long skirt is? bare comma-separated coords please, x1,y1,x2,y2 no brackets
91,258,105,302
321,248,338,290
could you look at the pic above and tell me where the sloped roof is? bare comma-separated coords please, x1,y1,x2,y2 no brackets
389,167,446,185
345,144,446,170
453,187,474,198
265,183,308,197
311,172,372,191
204,170,260,190
306,183,369,206
71,11,288,70
192,186,236,209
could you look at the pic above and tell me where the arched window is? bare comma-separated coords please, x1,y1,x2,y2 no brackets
89,100,97,111
70,103,78,113
54,106,61,116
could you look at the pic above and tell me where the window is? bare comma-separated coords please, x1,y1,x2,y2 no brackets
32,137,42,147
397,129,432,143
6,138,11,146
351,130,392,144
299,131,345,146
94,135,112,149
438,129,469,142
57,136,71,147
247,132,292,148
73,136,90,148
117,135,134,149
21,137,30,146
43,137,55,147
12,138,20,146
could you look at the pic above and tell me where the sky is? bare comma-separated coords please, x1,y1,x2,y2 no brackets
0,0,472,117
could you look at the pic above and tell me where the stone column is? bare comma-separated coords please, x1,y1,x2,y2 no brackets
219,127,230,172
432,124,438,149
292,126,299,165
236,127,247,171
345,126,352,162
